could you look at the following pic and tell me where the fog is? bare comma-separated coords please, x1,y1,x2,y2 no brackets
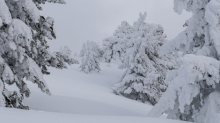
40,0,191,53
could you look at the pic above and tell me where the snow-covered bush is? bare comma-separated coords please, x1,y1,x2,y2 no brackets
0,0,77,109
148,0,220,122
103,21,133,63
80,41,101,74
113,12,179,105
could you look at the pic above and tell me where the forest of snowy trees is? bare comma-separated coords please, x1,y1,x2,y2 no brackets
1,0,220,123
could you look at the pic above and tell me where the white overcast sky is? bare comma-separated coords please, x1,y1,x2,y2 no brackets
41,0,192,53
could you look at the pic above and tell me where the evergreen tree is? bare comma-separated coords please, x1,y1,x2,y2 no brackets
79,42,86,57
148,0,220,122
55,46,78,69
0,0,77,109
113,12,179,105
103,21,133,63
80,41,101,74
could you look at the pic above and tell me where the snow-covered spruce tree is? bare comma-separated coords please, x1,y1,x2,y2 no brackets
91,42,104,59
79,42,86,57
95,43,105,58
0,0,77,109
55,46,79,68
103,21,133,63
80,41,101,74
81,41,104,59
113,12,179,105
148,0,220,122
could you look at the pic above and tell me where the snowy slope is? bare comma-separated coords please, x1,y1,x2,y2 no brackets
1,56,191,123
0,107,189,123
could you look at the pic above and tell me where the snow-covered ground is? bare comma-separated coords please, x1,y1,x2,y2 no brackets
0,56,190,123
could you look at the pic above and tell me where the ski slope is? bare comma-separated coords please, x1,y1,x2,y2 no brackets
0,56,190,123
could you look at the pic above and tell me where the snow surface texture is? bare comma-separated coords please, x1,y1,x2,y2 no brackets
1,56,190,123
148,0,220,123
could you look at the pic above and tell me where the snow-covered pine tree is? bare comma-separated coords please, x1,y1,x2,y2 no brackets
113,12,179,105
103,21,133,63
148,0,220,122
0,0,77,109
80,41,101,74
55,46,78,69
95,43,105,59
79,42,86,57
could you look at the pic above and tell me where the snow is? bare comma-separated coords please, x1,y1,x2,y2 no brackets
148,54,220,121
25,57,51,95
151,1,220,122
1,56,190,123
8,19,32,40
21,0,40,23
0,0,12,24
195,91,220,123
0,107,188,123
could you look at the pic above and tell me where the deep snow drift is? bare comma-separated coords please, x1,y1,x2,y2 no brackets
0,56,190,123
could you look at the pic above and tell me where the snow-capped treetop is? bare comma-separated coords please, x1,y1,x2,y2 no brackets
137,12,147,23
120,12,174,70
103,20,133,63
113,21,133,38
